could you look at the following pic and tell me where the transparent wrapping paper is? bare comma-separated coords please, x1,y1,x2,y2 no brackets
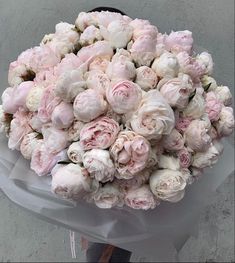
0,133,234,260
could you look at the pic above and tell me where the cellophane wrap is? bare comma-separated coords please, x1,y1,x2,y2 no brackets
0,132,234,261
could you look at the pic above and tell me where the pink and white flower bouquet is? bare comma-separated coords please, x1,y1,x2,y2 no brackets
1,10,234,210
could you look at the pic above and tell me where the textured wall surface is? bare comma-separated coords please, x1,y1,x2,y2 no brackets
0,0,234,262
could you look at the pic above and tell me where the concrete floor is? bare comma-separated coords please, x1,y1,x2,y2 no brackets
0,0,234,262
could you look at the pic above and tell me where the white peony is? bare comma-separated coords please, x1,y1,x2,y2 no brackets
26,85,45,111
67,141,84,164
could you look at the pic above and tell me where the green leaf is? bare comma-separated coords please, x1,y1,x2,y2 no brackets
203,82,212,92
57,161,71,165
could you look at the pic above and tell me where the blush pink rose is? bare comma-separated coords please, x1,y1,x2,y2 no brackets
124,185,158,210
165,30,193,54
177,51,206,82
38,85,61,123
80,116,120,150
184,119,212,152
30,142,67,176
41,125,68,154
2,81,34,114
51,101,74,129
162,128,185,151
73,89,107,122
175,116,192,133
8,109,33,150
110,131,150,179
177,147,192,168
205,91,223,122
106,80,142,114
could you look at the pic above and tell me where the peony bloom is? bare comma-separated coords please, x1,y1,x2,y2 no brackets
129,90,175,140
20,132,42,159
30,142,67,176
51,163,94,200
177,147,192,168
29,114,43,133
83,149,116,183
130,35,157,66
133,24,158,41
79,25,103,46
176,51,206,82
90,183,124,209
80,116,120,150
165,30,193,54
158,155,180,170
162,128,185,151
175,116,192,133
86,70,110,95
124,185,158,210
8,61,32,87
88,56,110,72
150,169,191,202
135,66,158,91
77,40,113,63
51,101,74,129
184,119,212,152
73,89,107,122
183,87,205,119
67,141,84,164
26,85,44,111
214,86,233,106
55,67,87,103
201,75,217,91
151,52,179,78
75,12,97,31
111,48,132,62
110,131,150,179
214,107,235,137
2,81,34,114
159,73,194,109
196,52,213,75
38,85,61,123
205,91,223,122
41,125,68,154
68,120,85,142
192,140,224,168
100,20,133,48
106,59,136,81
8,109,33,150
106,80,142,114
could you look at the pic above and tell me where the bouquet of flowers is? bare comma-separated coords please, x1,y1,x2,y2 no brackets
0,10,234,211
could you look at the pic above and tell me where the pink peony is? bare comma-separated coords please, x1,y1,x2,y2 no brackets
175,116,192,133
162,128,185,151
165,30,193,54
86,70,110,95
215,107,235,137
177,147,192,168
124,185,158,210
80,116,120,150
205,91,223,122
106,80,142,114
135,66,158,91
73,89,107,122
88,56,110,72
51,101,74,129
8,109,33,150
110,131,150,179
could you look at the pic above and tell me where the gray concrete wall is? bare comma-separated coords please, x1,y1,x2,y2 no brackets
0,0,234,262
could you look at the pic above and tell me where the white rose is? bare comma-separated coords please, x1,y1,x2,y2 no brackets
100,20,133,48
25,85,45,111
91,183,124,209
83,149,116,183
214,107,235,137
129,90,175,140
201,75,217,91
67,141,84,164
183,88,205,119
51,163,94,200
192,140,224,168
196,52,213,75
20,132,41,159
79,25,102,46
158,155,180,170
124,185,159,210
151,52,179,78
214,86,233,106
150,169,190,202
